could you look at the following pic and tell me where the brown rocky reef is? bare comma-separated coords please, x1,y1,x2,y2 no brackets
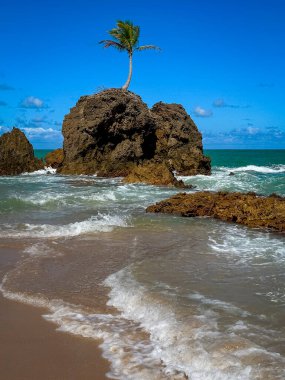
123,161,187,188
146,191,285,232
59,89,210,181
0,127,44,175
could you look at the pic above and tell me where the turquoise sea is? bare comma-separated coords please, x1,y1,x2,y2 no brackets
35,148,285,167
0,149,284,379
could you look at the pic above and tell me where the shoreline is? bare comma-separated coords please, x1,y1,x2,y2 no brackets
0,245,110,380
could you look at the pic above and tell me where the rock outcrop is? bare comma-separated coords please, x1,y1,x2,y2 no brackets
45,148,64,169
0,128,44,175
59,89,210,178
123,161,187,188
146,191,285,232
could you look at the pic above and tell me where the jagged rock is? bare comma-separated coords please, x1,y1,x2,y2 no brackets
152,102,211,175
45,148,64,169
0,127,44,175
146,191,285,232
123,161,188,187
59,89,210,178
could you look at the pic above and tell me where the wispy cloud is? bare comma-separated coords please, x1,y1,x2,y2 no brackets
213,98,250,109
194,106,213,117
203,126,285,147
0,83,14,91
19,96,47,109
0,100,7,106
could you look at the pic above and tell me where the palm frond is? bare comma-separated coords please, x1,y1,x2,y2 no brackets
136,45,161,51
99,40,125,51
101,21,160,54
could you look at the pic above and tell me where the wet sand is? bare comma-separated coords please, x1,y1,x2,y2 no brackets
0,245,109,380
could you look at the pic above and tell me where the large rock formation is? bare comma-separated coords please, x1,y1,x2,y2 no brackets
59,89,210,177
146,192,285,232
0,128,44,175
60,89,156,176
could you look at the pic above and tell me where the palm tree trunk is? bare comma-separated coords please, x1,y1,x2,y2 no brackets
122,53,133,90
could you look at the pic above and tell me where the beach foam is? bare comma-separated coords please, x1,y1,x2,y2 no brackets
2,262,285,380
103,267,285,380
0,213,129,238
188,292,251,317
208,224,285,265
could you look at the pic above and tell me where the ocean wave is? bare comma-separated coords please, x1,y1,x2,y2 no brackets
177,164,285,196
103,267,285,380
0,272,262,380
188,292,251,317
228,165,285,174
0,281,171,380
0,213,129,238
1,261,285,379
208,224,285,265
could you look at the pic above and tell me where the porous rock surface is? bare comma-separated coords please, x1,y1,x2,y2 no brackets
123,161,187,188
45,148,64,169
0,127,44,175
146,191,285,232
152,102,210,175
59,89,210,180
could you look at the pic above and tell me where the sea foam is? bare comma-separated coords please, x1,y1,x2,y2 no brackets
103,267,283,380
229,164,285,174
1,256,285,379
22,166,57,175
208,224,285,265
0,213,129,238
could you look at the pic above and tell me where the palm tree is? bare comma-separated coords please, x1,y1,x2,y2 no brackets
100,20,160,90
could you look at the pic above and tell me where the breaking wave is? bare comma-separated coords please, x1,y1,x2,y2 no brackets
0,213,129,238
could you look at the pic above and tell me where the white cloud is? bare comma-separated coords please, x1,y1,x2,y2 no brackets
21,127,62,140
20,96,46,109
194,106,213,117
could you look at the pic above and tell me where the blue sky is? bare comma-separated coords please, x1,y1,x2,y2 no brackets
0,0,285,149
